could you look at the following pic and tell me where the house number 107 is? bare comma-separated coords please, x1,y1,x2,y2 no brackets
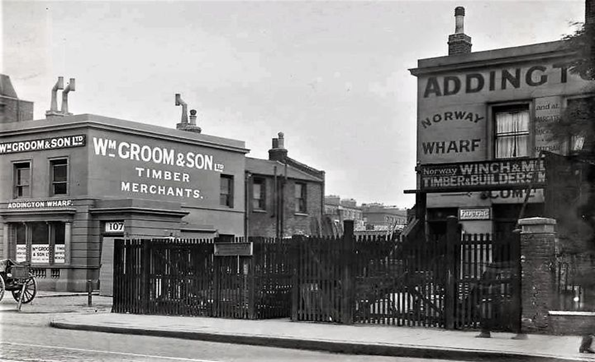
105,221,125,233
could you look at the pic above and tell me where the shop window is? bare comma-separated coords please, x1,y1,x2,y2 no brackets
220,175,234,207
252,178,265,211
295,182,307,213
14,162,31,198
50,158,68,195
494,106,530,158
12,222,67,265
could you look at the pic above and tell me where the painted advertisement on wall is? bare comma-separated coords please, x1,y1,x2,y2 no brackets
416,60,591,164
534,96,563,154
88,129,245,209
419,158,546,192
418,105,486,163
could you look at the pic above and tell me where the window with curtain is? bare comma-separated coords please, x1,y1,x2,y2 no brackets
494,107,530,158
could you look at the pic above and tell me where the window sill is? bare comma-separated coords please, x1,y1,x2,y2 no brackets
252,209,267,214
294,212,309,217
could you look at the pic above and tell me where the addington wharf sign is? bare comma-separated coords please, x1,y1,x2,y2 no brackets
7,199,74,209
420,158,546,192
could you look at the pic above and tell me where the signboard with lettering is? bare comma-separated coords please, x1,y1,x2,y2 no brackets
459,207,491,221
104,221,125,234
32,244,50,263
55,245,65,264
420,158,546,192
214,242,253,257
534,96,563,154
16,245,26,262
0,135,86,154
6,200,73,209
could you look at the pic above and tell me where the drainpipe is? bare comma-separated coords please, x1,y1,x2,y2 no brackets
245,172,251,239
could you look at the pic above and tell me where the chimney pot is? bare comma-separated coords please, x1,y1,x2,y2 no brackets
269,132,288,161
454,6,465,34
189,109,197,125
448,6,472,56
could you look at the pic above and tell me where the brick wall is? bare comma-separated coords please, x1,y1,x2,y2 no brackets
549,312,595,335
1,97,34,123
519,218,558,333
447,34,472,55
248,177,323,238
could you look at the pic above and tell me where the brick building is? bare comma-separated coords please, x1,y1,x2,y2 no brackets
246,133,325,238
0,76,250,291
324,196,364,233
407,6,594,237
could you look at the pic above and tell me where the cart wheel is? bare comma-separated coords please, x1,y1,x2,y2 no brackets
12,277,37,304
0,275,5,302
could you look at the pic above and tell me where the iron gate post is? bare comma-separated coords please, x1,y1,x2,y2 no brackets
511,229,528,339
141,240,151,314
291,235,300,321
342,220,355,324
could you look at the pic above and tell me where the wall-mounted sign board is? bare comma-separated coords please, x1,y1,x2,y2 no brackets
459,208,491,221
419,158,546,192
214,242,253,257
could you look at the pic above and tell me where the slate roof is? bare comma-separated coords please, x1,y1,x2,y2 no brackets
246,157,324,183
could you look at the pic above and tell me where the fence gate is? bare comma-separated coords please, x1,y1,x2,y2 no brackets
292,223,447,327
453,230,520,332
292,219,521,331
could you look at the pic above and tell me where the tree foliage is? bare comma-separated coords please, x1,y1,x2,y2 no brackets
551,19,595,252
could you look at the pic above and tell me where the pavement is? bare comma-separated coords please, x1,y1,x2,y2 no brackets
9,292,594,361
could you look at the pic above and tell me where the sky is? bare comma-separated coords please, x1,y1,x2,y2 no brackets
2,0,587,209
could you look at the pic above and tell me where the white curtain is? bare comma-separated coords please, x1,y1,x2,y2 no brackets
495,110,529,158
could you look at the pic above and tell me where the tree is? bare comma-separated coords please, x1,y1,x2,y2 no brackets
547,17,595,251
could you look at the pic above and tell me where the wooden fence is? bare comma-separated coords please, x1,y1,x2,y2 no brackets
112,219,520,331
112,237,292,319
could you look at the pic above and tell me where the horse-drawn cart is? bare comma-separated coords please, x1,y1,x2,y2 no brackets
0,259,37,304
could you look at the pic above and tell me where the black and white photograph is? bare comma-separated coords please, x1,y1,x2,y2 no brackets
1,0,595,361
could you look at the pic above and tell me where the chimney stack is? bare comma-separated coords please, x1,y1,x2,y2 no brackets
448,7,472,56
269,132,288,161
46,76,75,119
175,94,202,133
